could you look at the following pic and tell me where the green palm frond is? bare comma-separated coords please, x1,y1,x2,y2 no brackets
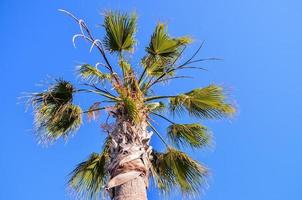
35,104,82,143
167,123,211,148
142,23,192,77
68,151,109,199
146,23,192,62
77,64,110,83
170,85,236,119
151,148,208,196
30,80,82,144
31,79,74,106
103,11,137,53
69,138,111,199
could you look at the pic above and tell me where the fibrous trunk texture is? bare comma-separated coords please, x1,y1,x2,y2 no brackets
106,111,152,200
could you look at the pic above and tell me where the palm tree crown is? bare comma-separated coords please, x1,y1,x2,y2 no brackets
27,9,236,199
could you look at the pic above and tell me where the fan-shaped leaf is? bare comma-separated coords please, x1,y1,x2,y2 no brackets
151,148,208,196
103,11,137,53
69,154,108,199
69,138,111,199
35,104,82,144
31,79,74,106
167,123,210,148
30,80,82,144
170,85,236,119
142,23,192,77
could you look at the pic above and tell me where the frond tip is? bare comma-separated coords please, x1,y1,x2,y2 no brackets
151,148,208,196
69,152,109,199
167,123,211,148
169,84,236,119
103,11,137,53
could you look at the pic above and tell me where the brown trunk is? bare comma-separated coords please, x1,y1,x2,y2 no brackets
106,107,152,200
113,176,147,200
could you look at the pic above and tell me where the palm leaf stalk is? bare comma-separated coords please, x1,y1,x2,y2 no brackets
25,9,236,200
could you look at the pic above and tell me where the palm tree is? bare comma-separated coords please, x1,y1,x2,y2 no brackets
27,10,236,200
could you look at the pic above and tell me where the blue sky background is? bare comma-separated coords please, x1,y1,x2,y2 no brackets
1,0,302,199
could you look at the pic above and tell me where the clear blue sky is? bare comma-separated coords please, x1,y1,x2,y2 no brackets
1,0,302,199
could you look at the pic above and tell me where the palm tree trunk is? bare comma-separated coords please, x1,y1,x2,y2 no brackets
107,113,152,200
114,177,147,200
